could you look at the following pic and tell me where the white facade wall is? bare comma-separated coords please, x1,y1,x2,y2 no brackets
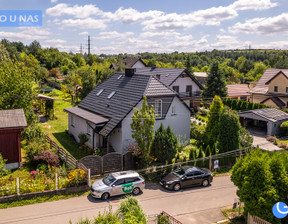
121,97,190,154
171,76,200,93
68,113,100,148
132,61,146,68
109,128,122,153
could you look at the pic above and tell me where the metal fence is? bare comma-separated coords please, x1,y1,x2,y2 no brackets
247,213,272,224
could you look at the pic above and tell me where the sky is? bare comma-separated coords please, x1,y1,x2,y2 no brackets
1,0,288,54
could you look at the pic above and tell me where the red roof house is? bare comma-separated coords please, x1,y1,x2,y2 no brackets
227,84,251,101
0,109,27,169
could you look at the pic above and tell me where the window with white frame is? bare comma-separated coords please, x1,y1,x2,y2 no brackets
154,99,162,118
71,114,75,127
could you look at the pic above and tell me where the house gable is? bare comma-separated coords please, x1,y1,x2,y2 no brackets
266,72,288,94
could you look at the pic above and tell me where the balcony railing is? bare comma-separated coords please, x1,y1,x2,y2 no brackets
178,91,201,97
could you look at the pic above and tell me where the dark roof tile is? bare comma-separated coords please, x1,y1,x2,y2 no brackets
0,109,27,129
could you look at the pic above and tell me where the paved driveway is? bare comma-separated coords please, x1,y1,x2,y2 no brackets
247,127,281,151
0,176,237,224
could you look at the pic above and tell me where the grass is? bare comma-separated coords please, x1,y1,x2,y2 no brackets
0,191,89,209
221,207,245,224
1,167,30,179
41,89,90,160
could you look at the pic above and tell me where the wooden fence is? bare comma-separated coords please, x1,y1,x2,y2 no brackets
160,211,182,224
45,135,88,172
247,214,272,224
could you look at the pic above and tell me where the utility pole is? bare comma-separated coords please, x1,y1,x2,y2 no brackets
80,44,83,55
88,36,91,55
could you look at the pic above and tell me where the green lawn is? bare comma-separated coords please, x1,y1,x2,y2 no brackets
42,90,90,160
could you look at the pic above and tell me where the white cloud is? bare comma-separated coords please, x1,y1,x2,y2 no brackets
230,0,278,11
45,39,67,45
103,7,164,24
229,13,288,34
51,0,58,3
210,35,243,49
59,18,107,30
95,31,134,40
0,31,48,40
254,41,288,49
46,4,102,19
79,31,89,36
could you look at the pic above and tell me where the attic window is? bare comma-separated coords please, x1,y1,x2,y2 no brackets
117,75,123,80
97,89,104,96
107,91,116,99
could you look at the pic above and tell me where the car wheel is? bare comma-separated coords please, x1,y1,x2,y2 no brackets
101,192,110,200
202,179,209,187
132,187,141,195
173,183,181,191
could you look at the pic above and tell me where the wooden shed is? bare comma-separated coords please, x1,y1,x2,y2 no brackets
0,109,27,169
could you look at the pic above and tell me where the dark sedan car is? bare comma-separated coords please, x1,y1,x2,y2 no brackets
160,166,213,191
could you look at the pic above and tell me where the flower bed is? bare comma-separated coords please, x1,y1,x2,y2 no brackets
0,169,87,197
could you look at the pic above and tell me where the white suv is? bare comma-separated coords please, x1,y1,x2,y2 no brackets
90,171,145,200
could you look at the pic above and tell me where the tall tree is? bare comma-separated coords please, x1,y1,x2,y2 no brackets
204,95,223,147
217,107,241,153
131,96,155,166
202,61,227,99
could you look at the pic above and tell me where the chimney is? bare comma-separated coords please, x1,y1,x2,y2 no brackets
125,68,136,77
152,64,156,69
156,74,160,80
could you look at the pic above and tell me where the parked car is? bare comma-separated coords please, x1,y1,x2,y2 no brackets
160,166,213,191
90,171,145,200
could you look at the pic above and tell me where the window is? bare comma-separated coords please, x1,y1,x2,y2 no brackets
125,177,140,183
274,86,278,92
97,89,104,96
71,115,75,127
186,85,192,97
87,124,91,136
107,91,116,99
154,99,162,118
113,179,125,186
172,105,176,115
286,87,288,93
172,86,179,93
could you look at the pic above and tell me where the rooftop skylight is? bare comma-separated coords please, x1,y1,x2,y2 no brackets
107,91,116,99
96,89,104,96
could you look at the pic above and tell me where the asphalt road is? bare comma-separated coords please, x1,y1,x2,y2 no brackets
0,175,237,224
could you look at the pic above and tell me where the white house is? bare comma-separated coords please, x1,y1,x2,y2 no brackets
65,68,191,154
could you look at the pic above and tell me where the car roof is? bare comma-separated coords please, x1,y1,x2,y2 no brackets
111,170,140,179
181,166,200,173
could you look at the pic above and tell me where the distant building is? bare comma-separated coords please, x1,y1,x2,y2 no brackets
193,72,208,85
110,57,147,69
0,109,27,169
250,69,288,109
227,84,251,101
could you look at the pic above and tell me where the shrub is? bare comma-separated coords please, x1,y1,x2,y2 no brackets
190,125,205,145
266,136,277,142
24,140,50,165
67,169,87,186
78,133,89,146
278,142,287,149
158,214,169,224
37,163,48,173
34,150,60,166
0,153,8,178
280,121,288,136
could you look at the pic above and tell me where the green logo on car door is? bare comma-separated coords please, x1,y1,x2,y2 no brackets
122,183,134,193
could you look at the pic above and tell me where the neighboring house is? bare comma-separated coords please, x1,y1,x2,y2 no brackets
238,108,288,136
65,69,191,154
0,109,27,169
227,84,251,101
110,57,147,69
193,72,208,85
250,69,288,109
136,66,204,108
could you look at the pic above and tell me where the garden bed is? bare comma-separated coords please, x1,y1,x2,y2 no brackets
0,185,89,203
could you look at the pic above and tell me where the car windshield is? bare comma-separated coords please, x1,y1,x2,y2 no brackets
103,174,116,186
172,168,185,177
